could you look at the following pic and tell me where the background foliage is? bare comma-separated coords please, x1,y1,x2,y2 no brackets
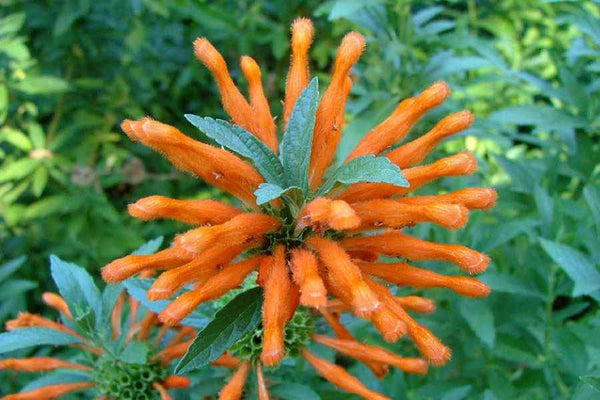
1,0,599,399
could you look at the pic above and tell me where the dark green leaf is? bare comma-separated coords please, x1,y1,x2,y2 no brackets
318,155,408,196
175,287,263,373
280,77,319,192
539,239,600,296
20,371,90,392
185,115,285,185
0,328,83,354
580,376,600,393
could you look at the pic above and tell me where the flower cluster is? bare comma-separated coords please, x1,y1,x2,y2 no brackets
101,17,496,399
0,289,191,400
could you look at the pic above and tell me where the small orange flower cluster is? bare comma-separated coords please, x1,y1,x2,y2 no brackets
1,292,191,400
102,17,496,399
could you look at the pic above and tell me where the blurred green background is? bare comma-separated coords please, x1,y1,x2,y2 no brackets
1,0,599,399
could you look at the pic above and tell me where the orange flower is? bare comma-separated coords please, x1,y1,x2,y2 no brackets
102,16,497,400
41,292,72,319
2,291,191,400
0,382,95,400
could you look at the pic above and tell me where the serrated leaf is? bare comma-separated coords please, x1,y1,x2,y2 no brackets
254,183,302,205
185,115,285,185
271,382,321,400
481,272,543,299
539,239,600,296
0,328,83,354
318,155,408,196
50,255,102,328
280,77,319,193
458,299,495,347
0,255,26,283
175,287,263,373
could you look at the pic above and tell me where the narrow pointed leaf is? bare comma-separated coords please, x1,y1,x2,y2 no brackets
318,155,409,196
0,328,83,354
280,77,319,192
175,287,263,373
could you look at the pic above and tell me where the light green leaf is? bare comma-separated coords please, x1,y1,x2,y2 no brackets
32,167,48,197
185,115,285,185
489,105,586,131
318,155,408,196
583,185,600,230
280,77,319,193
458,299,495,347
175,287,263,373
14,76,70,95
0,158,38,182
0,84,7,124
254,183,302,205
0,328,83,354
539,239,600,296
481,272,543,299
50,255,102,327
0,128,32,151
0,13,26,36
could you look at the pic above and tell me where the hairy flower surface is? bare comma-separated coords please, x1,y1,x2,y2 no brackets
0,290,191,400
102,17,497,399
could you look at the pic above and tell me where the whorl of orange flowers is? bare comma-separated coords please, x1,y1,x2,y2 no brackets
102,17,497,399
1,292,191,400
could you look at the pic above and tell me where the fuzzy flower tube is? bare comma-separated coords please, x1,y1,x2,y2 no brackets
0,285,191,400
102,17,497,399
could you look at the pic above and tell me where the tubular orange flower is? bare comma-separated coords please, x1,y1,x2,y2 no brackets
121,118,264,206
0,382,95,400
342,230,489,274
313,334,428,375
346,81,450,161
284,18,314,126
219,361,251,400
302,349,390,400
240,56,278,151
261,246,292,366
128,196,242,225
290,248,327,308
101,16,497,399
0,357,91,372
41,292,72,319
2,290,190,400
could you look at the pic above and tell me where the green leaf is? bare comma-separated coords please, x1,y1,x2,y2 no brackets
254,183,302,205
0,328,83,354
481,272,543,299
0,127,32,151
0,158,38,182
580,376,600,393
489,105,586,131
0,13,26,36
0,255,26,283
50,255,102,327
175,287,263,373
32,167,49,197
270,382,321,400
583,185,600,230
458,299,495,347
318,155,409,196
539,239,600,296
14,76,70,95
185,115,285,186
119,341,151,364
280,77,319,193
